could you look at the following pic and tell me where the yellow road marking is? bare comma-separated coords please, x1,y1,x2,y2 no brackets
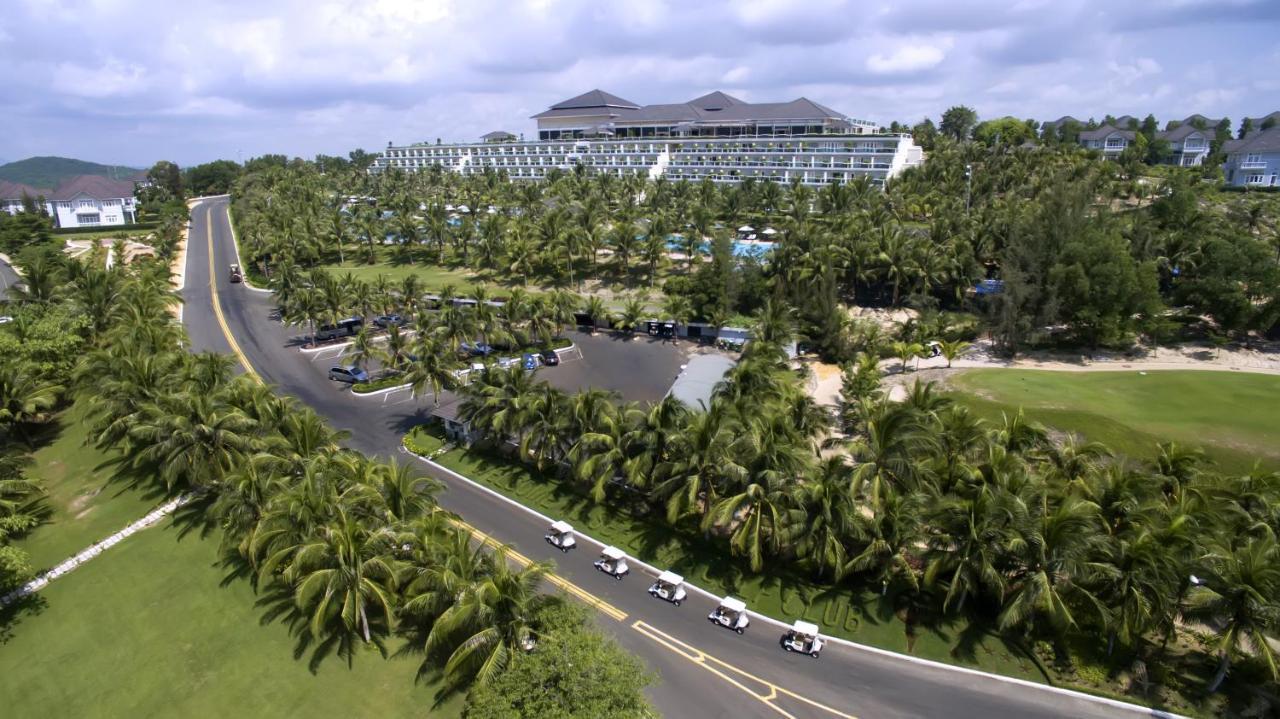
202,201,625,623
450,517,628,621
632,621,857,719
206,206,260,384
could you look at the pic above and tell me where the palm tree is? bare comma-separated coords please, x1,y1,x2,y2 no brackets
126,390,257,491
1185,535,1280,692
892,341,923,373
581,296,608,333
937,339,972,368
654,405,745,524
848,487,925,596
425,549,556,690
0,365,62,444
406,336,459,406
287,508,401,652
344,327,379,371
614,296,647,339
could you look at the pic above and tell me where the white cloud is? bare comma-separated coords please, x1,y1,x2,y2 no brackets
1106,57,1162,85
866,43,948,74
51,58,147,98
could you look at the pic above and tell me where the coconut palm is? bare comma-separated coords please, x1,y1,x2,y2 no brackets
406,336,459,406
286,508,401,652
1185,535,1280,692
425,549,556,690
581,295,608,333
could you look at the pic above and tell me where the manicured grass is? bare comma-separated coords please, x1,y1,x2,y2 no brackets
320,261,483,290
948,369,1280,473
407,426,1047,685
2,404,462,719
53,228,154,242
0,521,462,718
15,401,165,571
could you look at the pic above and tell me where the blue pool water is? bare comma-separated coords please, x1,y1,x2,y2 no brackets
663,234,774,258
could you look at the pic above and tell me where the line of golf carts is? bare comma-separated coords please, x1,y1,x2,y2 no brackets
542,520,825,658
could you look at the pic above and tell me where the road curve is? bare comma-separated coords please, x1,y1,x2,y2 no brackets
182,197,1162,719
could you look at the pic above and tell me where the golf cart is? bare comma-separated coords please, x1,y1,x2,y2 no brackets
228,264,243,283
780,620,824,658
544,520,576,552
648,571,687,606
593,546,630,579
708,596,750,634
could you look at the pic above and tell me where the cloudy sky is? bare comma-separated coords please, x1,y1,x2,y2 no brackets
2,0,1279,167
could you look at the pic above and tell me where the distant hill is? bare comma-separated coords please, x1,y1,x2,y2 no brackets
0,156,142,189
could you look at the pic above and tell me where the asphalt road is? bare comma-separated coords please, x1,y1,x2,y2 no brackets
182,197,1155,719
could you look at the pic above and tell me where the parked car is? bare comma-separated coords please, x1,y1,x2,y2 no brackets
522,353,539,371
327,365,369,383
496,356,519,370
461,342,494,356
373,314,404,328
315,317,363,341
540,349,560,366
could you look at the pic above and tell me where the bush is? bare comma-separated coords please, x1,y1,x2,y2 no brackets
350,372,409,394
51,222,157,236
403,427,446,456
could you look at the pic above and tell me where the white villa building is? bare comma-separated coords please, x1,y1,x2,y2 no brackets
1,175,140,228
46,175,139,228
373,89,923,186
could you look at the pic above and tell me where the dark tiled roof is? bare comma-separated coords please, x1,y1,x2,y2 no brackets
0,180,50,201
1245,110,1280,126
48,175,137,202
1078,125,1136,142
548,89,641,111
1156,124,1209,142
533,90,852,125
481,130,516,140
1224,127,1280,154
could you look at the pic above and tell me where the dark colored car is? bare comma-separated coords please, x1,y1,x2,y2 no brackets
373,314,405,328
540,349,560,366
327,365,369,383
462,342,494,357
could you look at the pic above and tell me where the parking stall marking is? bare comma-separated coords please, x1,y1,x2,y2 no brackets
631,621,857,719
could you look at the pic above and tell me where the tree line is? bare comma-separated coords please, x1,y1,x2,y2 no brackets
449,304,1279,709
0,239,654,716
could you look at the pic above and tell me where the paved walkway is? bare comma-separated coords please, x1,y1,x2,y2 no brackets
1,495,190,607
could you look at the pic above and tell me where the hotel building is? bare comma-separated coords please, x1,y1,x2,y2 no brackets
372,89,923,186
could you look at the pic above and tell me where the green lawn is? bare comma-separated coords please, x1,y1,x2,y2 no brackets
1,403,462,719
15,402,164,571
409,427,1047,685
321,261,484,290
53,228,154,242
948,369,1280,473
0,522,462,718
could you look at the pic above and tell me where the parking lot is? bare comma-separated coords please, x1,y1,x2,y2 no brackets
306,328,691,406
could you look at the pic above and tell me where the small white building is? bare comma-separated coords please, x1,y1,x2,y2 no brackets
45,175,139,229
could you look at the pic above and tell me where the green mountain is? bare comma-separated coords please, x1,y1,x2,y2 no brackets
0,156,142,189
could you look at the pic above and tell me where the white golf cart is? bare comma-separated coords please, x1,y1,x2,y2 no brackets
780,620,824,657
708,596,750,634
544,520,576,552
593,546,630,579
648,571,687,606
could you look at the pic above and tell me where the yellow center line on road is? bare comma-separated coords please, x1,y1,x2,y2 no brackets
632,620,858,719
202,202,626,623
206,205,260,384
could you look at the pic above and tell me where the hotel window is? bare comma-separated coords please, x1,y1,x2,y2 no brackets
79,199,96,208
1246,174,1264,184
1244,153,1263,165
79,213,101,225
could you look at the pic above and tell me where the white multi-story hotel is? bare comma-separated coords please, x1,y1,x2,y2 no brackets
373,89,923,186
